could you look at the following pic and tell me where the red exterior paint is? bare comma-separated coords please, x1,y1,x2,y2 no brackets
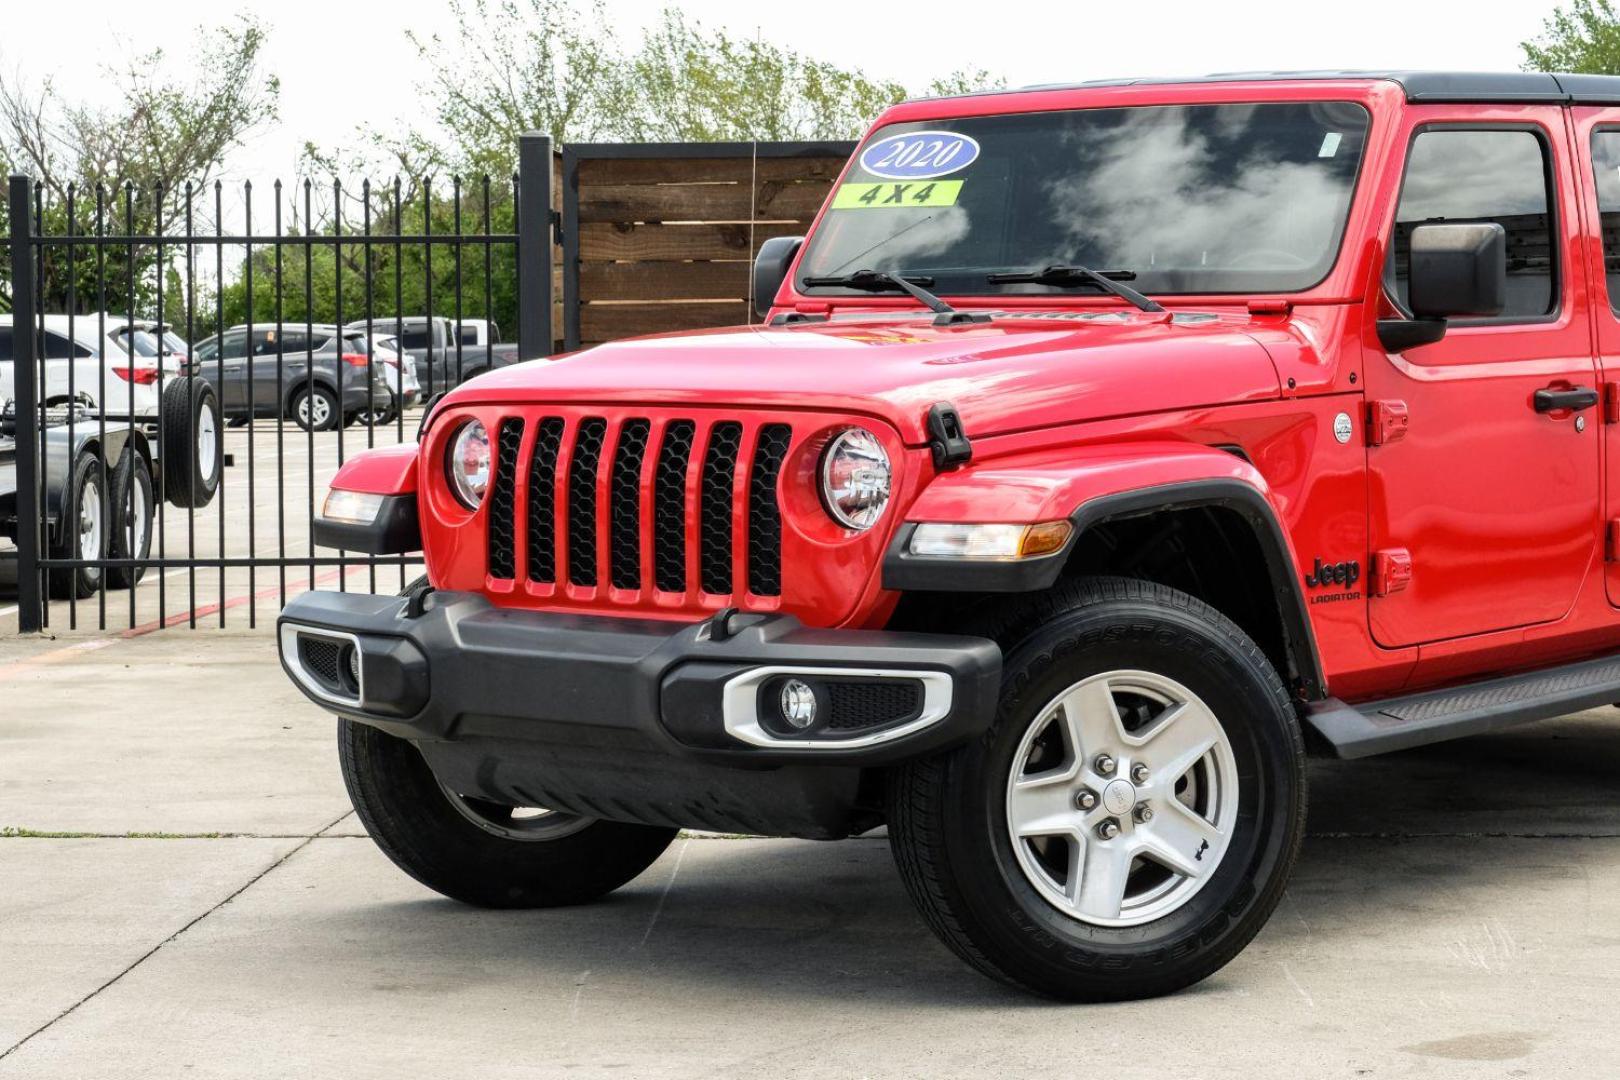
327,442,417,495
328,76,1620,708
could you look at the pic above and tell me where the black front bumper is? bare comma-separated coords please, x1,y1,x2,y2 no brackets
278,590,1000,838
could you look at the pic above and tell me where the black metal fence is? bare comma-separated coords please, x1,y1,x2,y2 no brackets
2,134,556,633
2,134,855,634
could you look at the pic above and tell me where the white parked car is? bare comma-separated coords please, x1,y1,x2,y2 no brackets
354,333,420,425
0,313,221,509
111,319,191,373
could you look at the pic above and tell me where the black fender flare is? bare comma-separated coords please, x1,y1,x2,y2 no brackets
883,478,1325,700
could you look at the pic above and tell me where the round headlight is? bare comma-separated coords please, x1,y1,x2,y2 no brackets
820,428,891,530
446,419,491,509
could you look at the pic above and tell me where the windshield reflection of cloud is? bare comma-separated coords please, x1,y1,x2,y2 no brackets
1040,111,1346,276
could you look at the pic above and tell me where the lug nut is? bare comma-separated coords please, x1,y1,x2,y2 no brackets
1094,754,1117,776
1134,805,1154,824
1075,790,1097,811
1096,819,1120,840
1130,763,1149,784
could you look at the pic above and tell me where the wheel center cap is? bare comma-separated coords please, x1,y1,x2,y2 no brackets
1102,779,1136,816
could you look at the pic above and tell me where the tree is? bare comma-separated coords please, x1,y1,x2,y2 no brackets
212,177,518,345
250,3,999,342
0,18,279,314
395,0,1000,175
1523,0,1620,73
395,0,627,178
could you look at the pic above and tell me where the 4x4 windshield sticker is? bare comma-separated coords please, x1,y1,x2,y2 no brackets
858,131,980,180
831,180,964,210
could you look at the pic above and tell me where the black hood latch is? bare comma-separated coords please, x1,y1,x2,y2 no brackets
926,402,973,470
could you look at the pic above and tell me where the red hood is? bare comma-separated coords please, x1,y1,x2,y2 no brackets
445,309,1284,444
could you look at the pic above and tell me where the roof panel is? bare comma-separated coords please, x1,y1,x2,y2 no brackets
911,70,1620,106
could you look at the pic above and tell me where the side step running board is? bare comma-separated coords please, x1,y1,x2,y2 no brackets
1305,653,1620,759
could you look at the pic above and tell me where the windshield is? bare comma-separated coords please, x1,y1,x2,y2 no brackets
798,101,1370,297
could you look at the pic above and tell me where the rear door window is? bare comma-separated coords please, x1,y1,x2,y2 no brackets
1588,129,1620,312
195,331,248,361
43,331,94,359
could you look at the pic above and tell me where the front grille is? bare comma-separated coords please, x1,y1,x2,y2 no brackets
610,420,651,589
487,419,523,580
526,418,564,583
700,422,744,595
747,425,792,596
824,680,924,731
653,421,696,592
483,413,792,601
567,418,608,587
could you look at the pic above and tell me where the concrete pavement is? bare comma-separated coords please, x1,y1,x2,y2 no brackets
3,629,1620,1078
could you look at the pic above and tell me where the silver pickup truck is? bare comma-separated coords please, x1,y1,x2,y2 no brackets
343,316,518,398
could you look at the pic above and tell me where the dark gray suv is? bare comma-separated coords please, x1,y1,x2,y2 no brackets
191,324,395,431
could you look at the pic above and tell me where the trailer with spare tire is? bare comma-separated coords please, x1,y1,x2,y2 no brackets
0,314,221,513
1,399,156,599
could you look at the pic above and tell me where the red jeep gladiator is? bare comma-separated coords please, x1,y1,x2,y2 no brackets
281,70,1620,1000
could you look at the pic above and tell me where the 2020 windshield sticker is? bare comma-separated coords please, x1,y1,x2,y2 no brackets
831,180,964,210
857,131,980,180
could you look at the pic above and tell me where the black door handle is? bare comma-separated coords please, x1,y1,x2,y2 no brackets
1534,386,1600,413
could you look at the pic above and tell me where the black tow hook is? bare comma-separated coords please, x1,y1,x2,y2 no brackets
702,606,741,642
404,582,436,619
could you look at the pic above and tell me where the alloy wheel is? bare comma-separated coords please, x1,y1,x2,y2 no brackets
1005,669,1239,927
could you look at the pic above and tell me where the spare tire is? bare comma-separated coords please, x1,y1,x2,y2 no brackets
160,378,222,509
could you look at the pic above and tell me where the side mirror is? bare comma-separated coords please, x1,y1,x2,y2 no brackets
753,236,804,320
1379,222,1507,352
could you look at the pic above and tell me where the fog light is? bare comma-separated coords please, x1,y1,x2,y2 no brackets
779,679,818,730
345,645,361,688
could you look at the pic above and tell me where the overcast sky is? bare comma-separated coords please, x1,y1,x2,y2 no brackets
2,0,1569,190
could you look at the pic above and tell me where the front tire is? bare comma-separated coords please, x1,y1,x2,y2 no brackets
888,577,1306,1001
339,718,678,908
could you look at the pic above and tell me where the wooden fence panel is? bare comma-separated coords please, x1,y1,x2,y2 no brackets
564,142,855,349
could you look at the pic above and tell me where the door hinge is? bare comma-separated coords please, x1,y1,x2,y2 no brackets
1372,548,1413,597
1604,382,1620,425
1366,400,1409,446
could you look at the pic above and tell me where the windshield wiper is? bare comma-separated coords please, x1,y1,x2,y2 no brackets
985,264,1164,313
801,269,990,326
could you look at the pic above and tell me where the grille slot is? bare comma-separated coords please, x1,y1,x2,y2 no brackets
567,418,608,586
487,418,523,579
653,421,696,593
526,417,564,583
747,424,792,597
824,680,924,731
298,636,343,688
609,419,651,590
699,422,743,595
